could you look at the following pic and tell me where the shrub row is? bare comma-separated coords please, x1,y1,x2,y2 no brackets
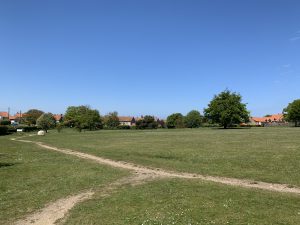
0,126,8,135
0,120,10,125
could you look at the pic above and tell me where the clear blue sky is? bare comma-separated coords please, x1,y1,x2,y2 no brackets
1,0,299,118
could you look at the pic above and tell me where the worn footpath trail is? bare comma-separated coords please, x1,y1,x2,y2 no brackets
11,136,300,225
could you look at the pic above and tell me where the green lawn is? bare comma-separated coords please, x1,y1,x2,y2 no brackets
28,127,300,186
0,134,128,224
64,178,300,225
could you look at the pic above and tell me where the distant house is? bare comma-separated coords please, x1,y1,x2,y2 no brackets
9,113,26,124
118,116,136,126
250,114,285,126
53,114,63,123
0,112,9,120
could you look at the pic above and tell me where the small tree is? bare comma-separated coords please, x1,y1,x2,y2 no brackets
103,111,120,128
36,113,56,132
204,90,249,129
166,113,185,128
24,109,44,125
283,99,300,127
184,110,202,128
136,115,158,129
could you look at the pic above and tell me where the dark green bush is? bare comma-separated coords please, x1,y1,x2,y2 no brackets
16,126,38,132
7,126,17,133
117,125,131,129
0,120,11,125
0,126,8,135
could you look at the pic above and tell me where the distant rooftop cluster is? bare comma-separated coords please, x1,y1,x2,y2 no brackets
0,112,63,123
250,114,285,126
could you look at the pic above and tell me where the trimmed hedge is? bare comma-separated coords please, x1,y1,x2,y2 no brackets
15,126,39,132
0,126,8,135
0,120,10,125
117,125,131,129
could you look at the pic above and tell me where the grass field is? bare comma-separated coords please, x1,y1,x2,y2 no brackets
28,127,300,186
0,135,128,224
2,127,300,224
64,179,300,225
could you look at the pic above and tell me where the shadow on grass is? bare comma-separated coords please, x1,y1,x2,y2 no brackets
210,127,252,130
0,162,15,168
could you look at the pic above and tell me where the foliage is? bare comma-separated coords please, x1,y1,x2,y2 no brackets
117,125,131,129
64,105,102,131
7,126,17,133
103,111,120,128
0,126,8,135
24,109,44,125
204,90,249,128
166,113,185,128
0,120,10,126
184,110,202,128
136,115,158,129
18,126,39,132
264,114,272,117
283,99,300,127
36,113,56,132
56,123,64,133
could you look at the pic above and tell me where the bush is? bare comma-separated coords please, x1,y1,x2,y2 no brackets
202,123,220,127
56,123,64,132
0,126,8,135
117,125,131,129
15,126,38,132
0,120,11,125
7,126,17,133
23,126,39,132
136,116,158,129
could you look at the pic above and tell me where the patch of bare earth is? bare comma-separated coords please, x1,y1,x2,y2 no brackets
11,137,300,225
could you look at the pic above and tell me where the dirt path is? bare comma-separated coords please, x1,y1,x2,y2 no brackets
11,137,300,225
14,174,156,225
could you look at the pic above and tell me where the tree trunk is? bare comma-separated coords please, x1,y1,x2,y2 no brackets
296,121,298,127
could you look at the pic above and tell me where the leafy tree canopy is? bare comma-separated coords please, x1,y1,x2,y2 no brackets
103,111,120,128
136,115,158,129
64,105,101,131
204,90,249,129
283,99,300,127
184,110,202,128
24,109,44,125
166,113,185,128
36,113,56,132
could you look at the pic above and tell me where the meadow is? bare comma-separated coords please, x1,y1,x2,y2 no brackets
28,127,300,186
1,127,300,224
0,135,128,224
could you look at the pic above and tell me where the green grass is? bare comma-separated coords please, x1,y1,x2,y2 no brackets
0,134,128,224
28,127,300,186
63,178,300,225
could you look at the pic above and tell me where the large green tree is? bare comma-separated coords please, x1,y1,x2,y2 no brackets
283,99,300,127
24,109,44,125
184,110,202,128
64,106,102,131
166,113,185,128
36,113,56,132
204,90,249,129
103,111,120,128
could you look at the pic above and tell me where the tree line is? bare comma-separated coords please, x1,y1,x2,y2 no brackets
1,89,300,134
